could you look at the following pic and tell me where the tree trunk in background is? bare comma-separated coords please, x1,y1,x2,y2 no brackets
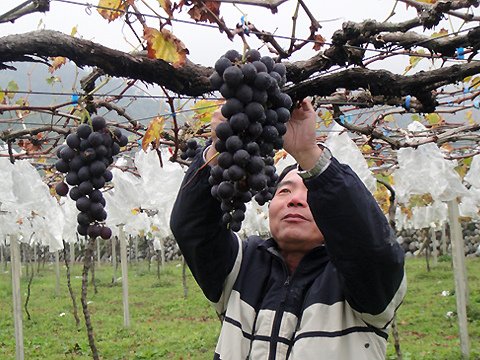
54,250,61,297
119,226,130,328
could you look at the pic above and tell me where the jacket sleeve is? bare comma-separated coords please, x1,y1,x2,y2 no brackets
169,152,239,303
306,158,406,328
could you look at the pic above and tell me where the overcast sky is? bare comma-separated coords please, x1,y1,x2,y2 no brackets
0,0,420,66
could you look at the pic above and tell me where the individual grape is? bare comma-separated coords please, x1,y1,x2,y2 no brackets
77,224,88,236
100,226,112,240
215,122,234,141
241,63,257,84
223,66,244,87
229,113,249,133
118,135,128,147
91,176,106,190
62,145,77,162
210,71,223,90
245,49,261,62
224,49,242,62
77,166,90,182
87,224,102,238
225,135,243,152
65,171,80,186
76,196,91,212
221,98,244,119
90,160,106,177
77,212,91,226
215,57,232,75
217,181,235,200
55,182,69,197
260,56,275,72
252,60,268,73
66,133,81,149
77,124,92,139
220,83,236,99
55,159,70,173
91,116,106,131
272,63,286,77
69,186,82,201
78,180,93,195
235,84,253,104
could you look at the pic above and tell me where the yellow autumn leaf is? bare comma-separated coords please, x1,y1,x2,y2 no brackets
274,149,288,164
361,144,372,154
97,0,126,22
0,91,4,103
470,76,480,89
425,113,442,125
319,110,333,127
70,26,78,37
143,27,189,68
431,28,448,38
383,114,395,122
404,50,425,74
142,116,166,151
465,110,476,125
49,57,67,73
192,100,221,123
131,207,140,215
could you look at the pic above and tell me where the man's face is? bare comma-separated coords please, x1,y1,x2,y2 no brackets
269,170,324,253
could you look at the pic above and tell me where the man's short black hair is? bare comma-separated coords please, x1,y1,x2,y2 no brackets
274,164,297,192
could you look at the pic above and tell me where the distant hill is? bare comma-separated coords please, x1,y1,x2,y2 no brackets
0,61,177,132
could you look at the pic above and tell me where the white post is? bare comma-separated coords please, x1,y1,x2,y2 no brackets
441,222,448,255
111,236,117,283
430,227,438,266
70,242,75,265
447,199,470,359
10,235,24,360
119,225,130,327
54,250,60,297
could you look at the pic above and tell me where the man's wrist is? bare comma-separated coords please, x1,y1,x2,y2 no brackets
297,144,332,180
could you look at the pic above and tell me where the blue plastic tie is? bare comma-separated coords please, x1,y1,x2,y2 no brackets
457,47,465,60
474,100,480,109
375,144,382,150
405,95,411,111
346,115,352,123
339,115,345,124
71,94,79,104
464,86,470,94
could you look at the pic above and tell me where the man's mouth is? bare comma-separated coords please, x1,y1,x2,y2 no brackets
282,213,308,221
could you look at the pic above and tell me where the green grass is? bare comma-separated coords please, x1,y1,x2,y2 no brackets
0,258,479,359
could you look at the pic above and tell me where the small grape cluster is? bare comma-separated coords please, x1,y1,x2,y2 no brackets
180,138,202,160
54,116,128,239
208,49,292,232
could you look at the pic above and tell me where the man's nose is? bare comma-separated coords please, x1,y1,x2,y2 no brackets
287,193,306,207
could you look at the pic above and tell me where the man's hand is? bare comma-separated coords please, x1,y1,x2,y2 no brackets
205,108,225,166
283,99,323,171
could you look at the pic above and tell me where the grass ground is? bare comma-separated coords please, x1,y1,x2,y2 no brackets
0,257,479,359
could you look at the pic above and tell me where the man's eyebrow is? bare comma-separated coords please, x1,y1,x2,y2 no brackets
276,179,295,189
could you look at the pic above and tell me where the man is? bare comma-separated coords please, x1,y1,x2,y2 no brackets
170,99,406,359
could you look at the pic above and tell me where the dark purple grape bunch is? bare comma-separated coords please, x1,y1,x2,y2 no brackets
180,138,202,160
54,116,128,240
208,49,292,232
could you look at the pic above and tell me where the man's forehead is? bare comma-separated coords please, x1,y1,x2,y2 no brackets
277,169,303,187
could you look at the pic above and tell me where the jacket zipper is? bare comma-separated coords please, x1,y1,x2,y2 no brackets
268,262,292,360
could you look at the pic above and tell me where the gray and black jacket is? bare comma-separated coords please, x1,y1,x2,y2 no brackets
170,154,406,360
